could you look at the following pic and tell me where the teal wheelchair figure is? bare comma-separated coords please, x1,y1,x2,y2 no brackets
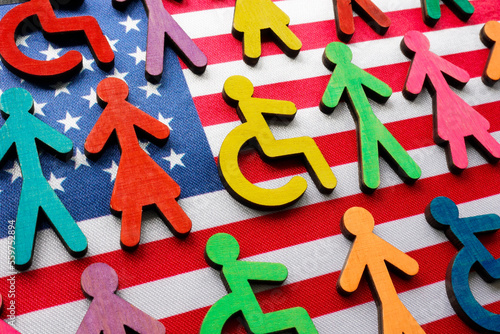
200,233,318,334
426,196,500,333
0,88,87,270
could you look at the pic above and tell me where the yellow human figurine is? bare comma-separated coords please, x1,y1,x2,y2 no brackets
218,75,336,210
338,207,425,334
233,0,302,65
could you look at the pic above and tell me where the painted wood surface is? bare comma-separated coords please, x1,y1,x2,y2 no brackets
84,78,191,250
0,293,22,334
232,0,302,65
218,75,336,210
321,42,421,193
402,30,500,173
0,88,87,270
0,0,114,84
425,196,500,333
480,21,500,86
338,207,425,334
112,0,207,83
200,233,318,334
332,0,391,42
420,0,474,27
77,263,165,334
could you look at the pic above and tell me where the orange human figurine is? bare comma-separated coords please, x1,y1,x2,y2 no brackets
84,78,191,250
338,207,425,334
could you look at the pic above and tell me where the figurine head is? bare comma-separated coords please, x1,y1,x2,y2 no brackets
81,263,119,298
205,233,240,269
222,75,254,107
324,42,353,66
96,78,129,107
0,88,34,118
402,30,430,53
425,196,459,230
341,207,375,239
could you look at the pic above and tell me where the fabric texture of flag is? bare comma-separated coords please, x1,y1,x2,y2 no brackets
0,0,499,332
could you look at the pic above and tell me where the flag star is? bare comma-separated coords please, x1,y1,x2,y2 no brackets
119,16,140,33
48,173,66,192
71,148,90,170
81,56,95,72
5,161,22,183
105,36,119,52
129,46,146,65
163,149,185,169
158,113,173,130
82,88,97,108
57,111,81,133
103,160,119,182
51,81,71,97
33,100,47,116
139,82,161,98
107,68,128,81
40,43,62,60
16,34,30,47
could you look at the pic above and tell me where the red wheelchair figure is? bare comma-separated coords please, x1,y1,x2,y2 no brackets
0,0,114,83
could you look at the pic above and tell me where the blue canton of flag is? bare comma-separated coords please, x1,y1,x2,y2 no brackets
0,0,222,238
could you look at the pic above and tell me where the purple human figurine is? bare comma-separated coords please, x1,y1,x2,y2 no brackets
76,263,165,334
112,0,207,83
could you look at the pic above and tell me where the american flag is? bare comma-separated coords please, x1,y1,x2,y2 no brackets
0,0,500,332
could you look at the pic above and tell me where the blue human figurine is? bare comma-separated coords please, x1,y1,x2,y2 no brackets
200,233,318,334
426,196,500,333
0,88,87,270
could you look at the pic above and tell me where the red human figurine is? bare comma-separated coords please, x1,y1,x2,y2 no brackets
0,0,114,83
84,78,191,250
402,30,500,173
112,0,207,83
0,294,21,334
77,263,165,334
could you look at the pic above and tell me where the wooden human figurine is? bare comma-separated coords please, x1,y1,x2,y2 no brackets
84,78,191,250
0,88,87,270
112,0,207,83
232,0,302,65
420,0,473,27
338,207,425,334
0,294,21,334
77,263,165,334
402,30,500,173
480,21,500,86
426,197,500,333
333,0,391,42
200,233,318,334
218,75,336,210
0,0,114,83
321,42,421,193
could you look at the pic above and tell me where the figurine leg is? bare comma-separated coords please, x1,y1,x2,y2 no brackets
120,205,143,249
243,29,261,63
473,130,500,160
447,137,468,171
250,307,317,334
13,190,39,270
145,24,166,83
271,24,302,56
156,199,191,237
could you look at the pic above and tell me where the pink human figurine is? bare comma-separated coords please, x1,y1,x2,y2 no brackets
402,30,500,173
76,263,165,334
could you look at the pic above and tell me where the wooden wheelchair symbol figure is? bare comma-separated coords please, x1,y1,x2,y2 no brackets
426,196,500,333
218,75,336,210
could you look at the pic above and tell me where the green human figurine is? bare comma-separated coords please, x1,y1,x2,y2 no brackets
0,88,87,270
420,0,474,27
320,42,421,193
200,233,318,334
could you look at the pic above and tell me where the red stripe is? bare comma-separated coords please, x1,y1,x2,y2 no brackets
162,0,284,15
184,0,500,70
2,161,500,316
194,48,489,127
160,239,500,333
226,99,500,184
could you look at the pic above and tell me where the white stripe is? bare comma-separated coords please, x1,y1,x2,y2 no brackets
204,76,500,157
172,0,422,39
184,23,486,97
12,194,500,333
1,128,499,277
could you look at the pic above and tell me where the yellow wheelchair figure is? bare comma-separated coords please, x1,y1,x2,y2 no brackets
218,75,336,210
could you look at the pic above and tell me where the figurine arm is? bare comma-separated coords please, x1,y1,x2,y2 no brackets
84,112,115,158
403,58,426,98
0,125,15,162
383,242,419,278
33,118,73,157
257,99,297,118
321,76,346,112
337,247,366,294
468,214,500,234
244,261,288,283
436,56,470,86
132,108,170,145
361,71,392,103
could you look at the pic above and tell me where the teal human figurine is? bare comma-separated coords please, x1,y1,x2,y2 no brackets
320,42,421,193
426,196,500,333
200,233,318,334
0,88,87,270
